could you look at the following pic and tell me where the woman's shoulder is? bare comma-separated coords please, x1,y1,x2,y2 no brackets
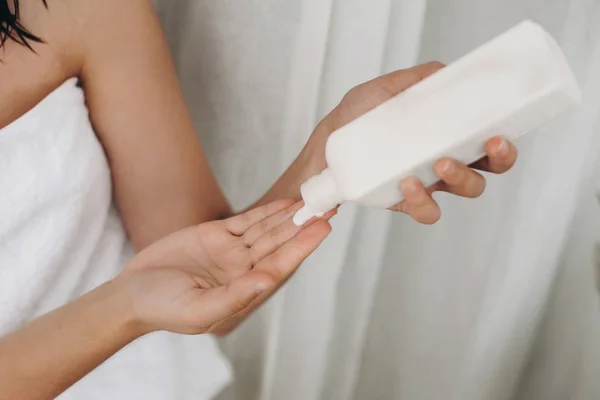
0,0,154,129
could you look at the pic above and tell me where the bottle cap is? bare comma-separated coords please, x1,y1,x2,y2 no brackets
293,168,341,226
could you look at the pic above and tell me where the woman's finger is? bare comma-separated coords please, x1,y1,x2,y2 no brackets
225,199,296,236
249,209,337,266
434,158,486,198
254,219,331,280
470,137,518,174
395,177,441,224
241,202,304,247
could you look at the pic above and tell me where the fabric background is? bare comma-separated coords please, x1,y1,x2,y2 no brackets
154,1,600,399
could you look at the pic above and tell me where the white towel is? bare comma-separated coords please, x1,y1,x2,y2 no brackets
0,79,232,399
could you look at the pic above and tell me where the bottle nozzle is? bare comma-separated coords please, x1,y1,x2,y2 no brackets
293,168,340,226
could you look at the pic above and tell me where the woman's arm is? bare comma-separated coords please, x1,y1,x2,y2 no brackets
0,202,331,400
0,281,140,400
80,0,231,250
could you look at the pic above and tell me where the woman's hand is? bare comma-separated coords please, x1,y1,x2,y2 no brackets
118,200,333,335
0,201,328,400
266,62,518,224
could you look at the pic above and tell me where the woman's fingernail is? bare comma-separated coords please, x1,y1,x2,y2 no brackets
441,159,456,176
255,282,272,294
496,139,509,157
402,178,419,195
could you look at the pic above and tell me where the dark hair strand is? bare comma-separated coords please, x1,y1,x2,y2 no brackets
0,0,48,51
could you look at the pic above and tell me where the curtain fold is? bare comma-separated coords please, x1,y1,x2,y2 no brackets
154,1,600,399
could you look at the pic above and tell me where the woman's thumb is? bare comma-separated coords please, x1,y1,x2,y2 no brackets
193,272,274,329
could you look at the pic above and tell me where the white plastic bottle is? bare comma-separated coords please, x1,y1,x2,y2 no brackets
293,20,581,226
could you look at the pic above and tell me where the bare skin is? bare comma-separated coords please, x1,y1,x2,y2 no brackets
0,200,333,400
0,0,518,397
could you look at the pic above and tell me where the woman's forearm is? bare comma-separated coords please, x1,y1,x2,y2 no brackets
0,280,143,400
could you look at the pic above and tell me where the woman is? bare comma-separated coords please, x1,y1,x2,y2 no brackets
0,0,518,399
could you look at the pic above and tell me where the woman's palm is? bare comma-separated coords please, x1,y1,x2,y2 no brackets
123,200,333,335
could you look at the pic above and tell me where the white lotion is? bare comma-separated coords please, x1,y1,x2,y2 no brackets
293,20,581,226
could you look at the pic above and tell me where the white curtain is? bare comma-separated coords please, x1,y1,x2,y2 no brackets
155,1,600,399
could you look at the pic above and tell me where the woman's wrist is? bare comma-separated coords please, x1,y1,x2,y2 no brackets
96,276,154,340
257,138,327,206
